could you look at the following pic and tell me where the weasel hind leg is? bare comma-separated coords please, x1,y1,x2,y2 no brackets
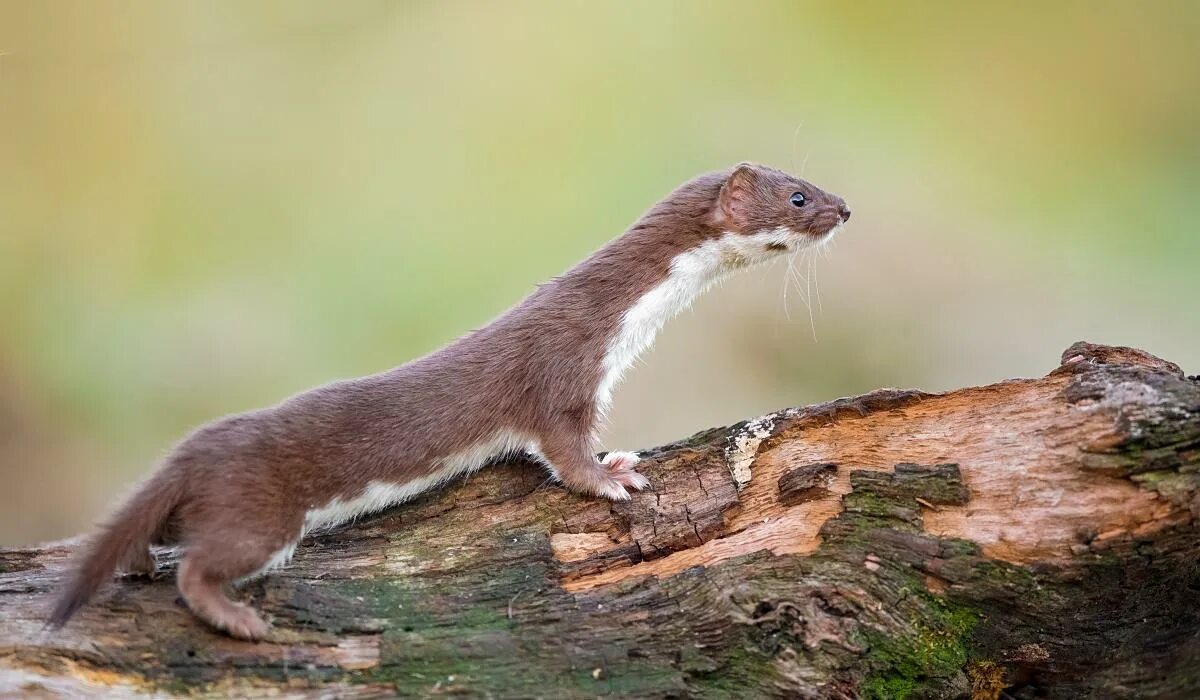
177,527,299,641
124,547,157,577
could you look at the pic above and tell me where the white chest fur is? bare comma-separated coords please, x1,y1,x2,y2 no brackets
595,227,806,417
241,430,538,582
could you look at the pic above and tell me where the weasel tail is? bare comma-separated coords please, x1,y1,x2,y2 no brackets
48,467,184,629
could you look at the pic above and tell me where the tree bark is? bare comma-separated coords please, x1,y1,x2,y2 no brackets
2,342,1198,699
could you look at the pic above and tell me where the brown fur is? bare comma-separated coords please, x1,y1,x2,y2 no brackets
49,163,848,639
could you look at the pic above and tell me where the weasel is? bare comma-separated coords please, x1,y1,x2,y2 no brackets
50,162,850,640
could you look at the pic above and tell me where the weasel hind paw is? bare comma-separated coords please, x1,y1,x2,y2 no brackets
221,604,269,641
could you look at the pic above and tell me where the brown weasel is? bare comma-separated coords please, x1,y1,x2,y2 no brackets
50,162,850,640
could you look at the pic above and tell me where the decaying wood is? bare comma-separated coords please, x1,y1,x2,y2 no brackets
1,342,1197,698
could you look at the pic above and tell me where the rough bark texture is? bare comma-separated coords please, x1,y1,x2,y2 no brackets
2,342,1198,699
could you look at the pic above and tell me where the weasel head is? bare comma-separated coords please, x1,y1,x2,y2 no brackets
709,162,849,256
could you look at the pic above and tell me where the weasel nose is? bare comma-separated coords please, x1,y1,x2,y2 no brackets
838,203,851,221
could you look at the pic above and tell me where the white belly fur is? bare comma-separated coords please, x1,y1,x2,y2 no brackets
240,429,538,581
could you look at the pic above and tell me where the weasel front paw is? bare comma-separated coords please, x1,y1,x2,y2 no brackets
595,479,632,502
602,450,640,471
602,451,650,492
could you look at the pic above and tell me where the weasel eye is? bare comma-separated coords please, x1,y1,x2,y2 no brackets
789,192,807,208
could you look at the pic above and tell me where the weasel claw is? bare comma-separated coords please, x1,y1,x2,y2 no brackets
222,604,269,641
601,451,650,491
596,481,632,501
615,470,650,491
602,450,641,472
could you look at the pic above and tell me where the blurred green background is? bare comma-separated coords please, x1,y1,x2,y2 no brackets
1,2,1197,545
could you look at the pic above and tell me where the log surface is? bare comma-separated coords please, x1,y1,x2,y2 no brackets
1,342,1197,698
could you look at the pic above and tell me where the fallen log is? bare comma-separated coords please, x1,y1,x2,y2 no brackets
1,342,1197,698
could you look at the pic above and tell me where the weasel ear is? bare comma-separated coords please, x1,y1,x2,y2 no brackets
716,163,761,227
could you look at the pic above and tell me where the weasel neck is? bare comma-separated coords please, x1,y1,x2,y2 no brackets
595,230,770,417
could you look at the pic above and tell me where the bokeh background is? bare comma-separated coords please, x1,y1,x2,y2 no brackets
2,2,1197,546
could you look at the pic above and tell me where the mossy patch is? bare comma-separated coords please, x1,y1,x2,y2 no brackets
859,599,978,700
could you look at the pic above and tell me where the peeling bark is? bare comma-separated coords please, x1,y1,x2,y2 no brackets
1,342,1197,698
